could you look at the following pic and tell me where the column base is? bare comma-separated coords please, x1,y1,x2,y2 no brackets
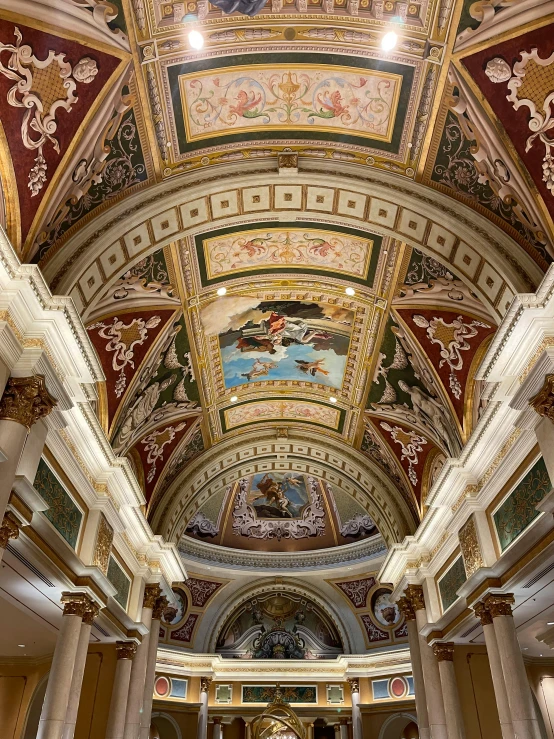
512,719,542,739
429,724,448,739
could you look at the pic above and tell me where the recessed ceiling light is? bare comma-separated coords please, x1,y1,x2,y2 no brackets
381,31,398,51
345,287,355,296
188,30,204,50
17,644,25,648
216,286,227,296
230,395,238,402
548,622,554,625
329,396,337,404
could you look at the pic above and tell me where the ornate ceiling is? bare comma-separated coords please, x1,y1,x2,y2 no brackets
1,0,553,565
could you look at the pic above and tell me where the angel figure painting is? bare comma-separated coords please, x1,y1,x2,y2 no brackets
247,472,310,519
201,298,354,389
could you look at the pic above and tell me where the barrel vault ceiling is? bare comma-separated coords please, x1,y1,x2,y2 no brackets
0,0,552,560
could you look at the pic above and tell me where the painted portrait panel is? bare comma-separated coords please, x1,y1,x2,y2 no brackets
246,472,310,520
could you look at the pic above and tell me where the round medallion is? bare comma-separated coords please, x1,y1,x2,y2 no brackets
155,676,170,697
390,676,407,698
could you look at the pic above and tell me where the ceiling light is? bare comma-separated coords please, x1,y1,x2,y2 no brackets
345,287,355,296
548,622,554,625
381,31,398,51
17,644,25,648
230,395,238,402
329,396,337,404
188,30,204,50
216,286,227,296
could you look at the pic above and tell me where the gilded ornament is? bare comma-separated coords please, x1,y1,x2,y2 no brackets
347,678,359,693
278,152,298,170
92,515,114,576
143,583,162,608
0,512,20,548
484,593,515,618
433,642,454,661
0,375,57,429
397,595,416,621
459,516,484,578
116,641,138,660
82,601,101,626
405,584,425,611
153,595,169,620
61,592,93,618
201,676,213,692
473,601,493,626
530,374,554,423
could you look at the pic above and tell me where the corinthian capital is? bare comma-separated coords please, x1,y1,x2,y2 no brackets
433,642,454,661
0,512,20,548
61,592,93,618
473,601,493,626
143,583,162,609
530,374,554,423
397,595,416,621
0,375,57,429
405,584,426,611
153,595,169,620
484,593,515,618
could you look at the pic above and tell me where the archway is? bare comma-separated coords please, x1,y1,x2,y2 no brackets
378,713,418,739
151,712,183,739
22,673,49,739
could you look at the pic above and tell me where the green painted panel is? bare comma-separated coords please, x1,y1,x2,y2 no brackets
438,555,466,611
494,457,552,551
242,686,317,703
34,459,82,549
107,555,131,609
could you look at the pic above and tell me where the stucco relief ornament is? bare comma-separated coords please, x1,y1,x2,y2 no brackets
380,422,427,486
529,374,554,423
141,421,188,483
0,28,98,195
485,57,512,84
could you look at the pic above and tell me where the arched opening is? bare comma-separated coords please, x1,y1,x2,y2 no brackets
151,712,182,739
378,713,418,739
22,673,49,739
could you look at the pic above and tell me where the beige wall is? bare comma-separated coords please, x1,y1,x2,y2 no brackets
526,663,554,739
453,645,502,739
75,644,118,739
0,659,50,739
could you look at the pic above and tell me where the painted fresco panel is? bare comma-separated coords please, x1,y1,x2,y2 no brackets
224,400,340,430
241,685,317,704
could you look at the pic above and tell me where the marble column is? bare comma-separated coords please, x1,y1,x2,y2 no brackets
197,677,212,739
0,375,55,551
37,593,90,739
333,723,340,739
348,679,362,739
406,585,447,739
485,594,542,739
62,600,100,739
339,718,349,739
398,596,430,739
139,595,168,739
124,584,161,739
433,643,466,739
106,642,138,739
213,717,223,739
244,720,252,739
474,602,514,739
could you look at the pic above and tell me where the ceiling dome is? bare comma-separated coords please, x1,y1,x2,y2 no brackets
182,472,380,554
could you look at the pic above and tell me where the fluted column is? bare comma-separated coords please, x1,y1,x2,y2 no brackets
106,643,138,739
213,717,223,739
139,595,168,739
124,584,161,739
474,602,514,739
197,677,211,739
406,585,447,739
433,643,466,739
37,593,90,739
62,600,100,739
398,596,430,739
348,679,362,739
485,594,542,739
0,375,56,554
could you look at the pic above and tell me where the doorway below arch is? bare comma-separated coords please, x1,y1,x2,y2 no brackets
378,713,419,739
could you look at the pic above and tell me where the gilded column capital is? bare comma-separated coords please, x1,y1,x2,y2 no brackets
152,595,169,621
116,641,137,660
405,584,426,611
201,676,213,692
213,717,223,725
0,512,20,548
530,374,554,423
347,678,359,694
0,375,57,430
143,583,162,609
433,642,455,661
61,592,92,618
484,593,515,618
397,595,416,621
339,718,349,726
473,601,493,626
82,601,101,626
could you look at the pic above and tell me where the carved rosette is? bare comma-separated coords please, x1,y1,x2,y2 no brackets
143,583,162,609
201,676,213,692
0,375,57,429
0,512,20,548
484,593,515,618
473,601,493,626
82,601,101,626
433,642,454,661
116,641,138,660
61,592,93,618
153,595,169,621
530,375,554,424
459,515,484,578
347,678,359,694
397,595,416,621
405,584,426,611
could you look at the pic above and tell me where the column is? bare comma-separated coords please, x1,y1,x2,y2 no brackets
333,724,340,739
197,677,211,739
485,594,542,739
0,375,55,545
398,596,430,739
124,584,161,739
213,717,223,739
37,593,90,739
339,718,348,739
106,642,138,739
139,595,168,739
433,643,466,739
306,723,314,739
474,602,514,739
406,585,447,739
244,720,252,739
348,679,362,739
62,600,100,739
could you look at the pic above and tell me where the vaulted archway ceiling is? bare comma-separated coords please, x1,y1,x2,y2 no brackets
1,0,552,565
